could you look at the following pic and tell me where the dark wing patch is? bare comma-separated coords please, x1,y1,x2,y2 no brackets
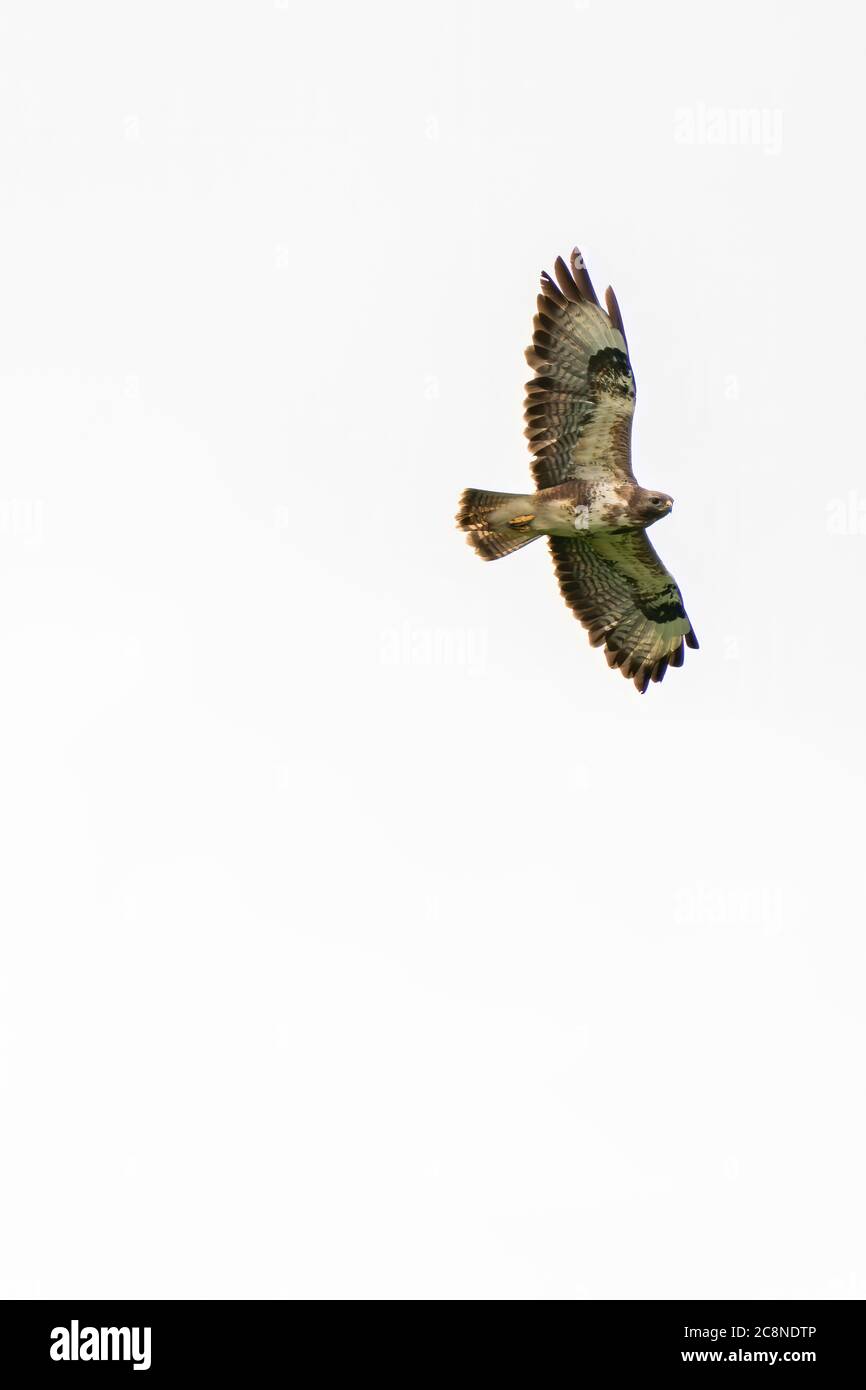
587,347,634,400
548,530,698,693
525,248,636,490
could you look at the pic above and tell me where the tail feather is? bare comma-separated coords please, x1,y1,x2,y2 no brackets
456,488,540,561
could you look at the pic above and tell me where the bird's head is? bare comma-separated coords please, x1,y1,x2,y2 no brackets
633,488,674,527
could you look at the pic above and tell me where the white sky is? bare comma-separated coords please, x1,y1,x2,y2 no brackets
1,0,864,1299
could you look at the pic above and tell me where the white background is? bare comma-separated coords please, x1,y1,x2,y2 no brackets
1,0,864,1299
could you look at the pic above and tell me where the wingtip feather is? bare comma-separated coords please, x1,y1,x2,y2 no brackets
570,247,601,307
553,255,582,303
604,285,627,345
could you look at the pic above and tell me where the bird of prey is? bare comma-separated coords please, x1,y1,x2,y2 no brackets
456,247,698,692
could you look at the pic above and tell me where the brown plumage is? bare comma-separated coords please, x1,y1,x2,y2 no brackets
456,245,698,692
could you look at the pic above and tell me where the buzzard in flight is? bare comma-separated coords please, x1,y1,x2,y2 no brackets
456,247,698,692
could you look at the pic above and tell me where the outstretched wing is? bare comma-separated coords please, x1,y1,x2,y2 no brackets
549,530,699,693
525,249,636,490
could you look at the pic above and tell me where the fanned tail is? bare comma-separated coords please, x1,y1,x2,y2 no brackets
456,488,541,561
